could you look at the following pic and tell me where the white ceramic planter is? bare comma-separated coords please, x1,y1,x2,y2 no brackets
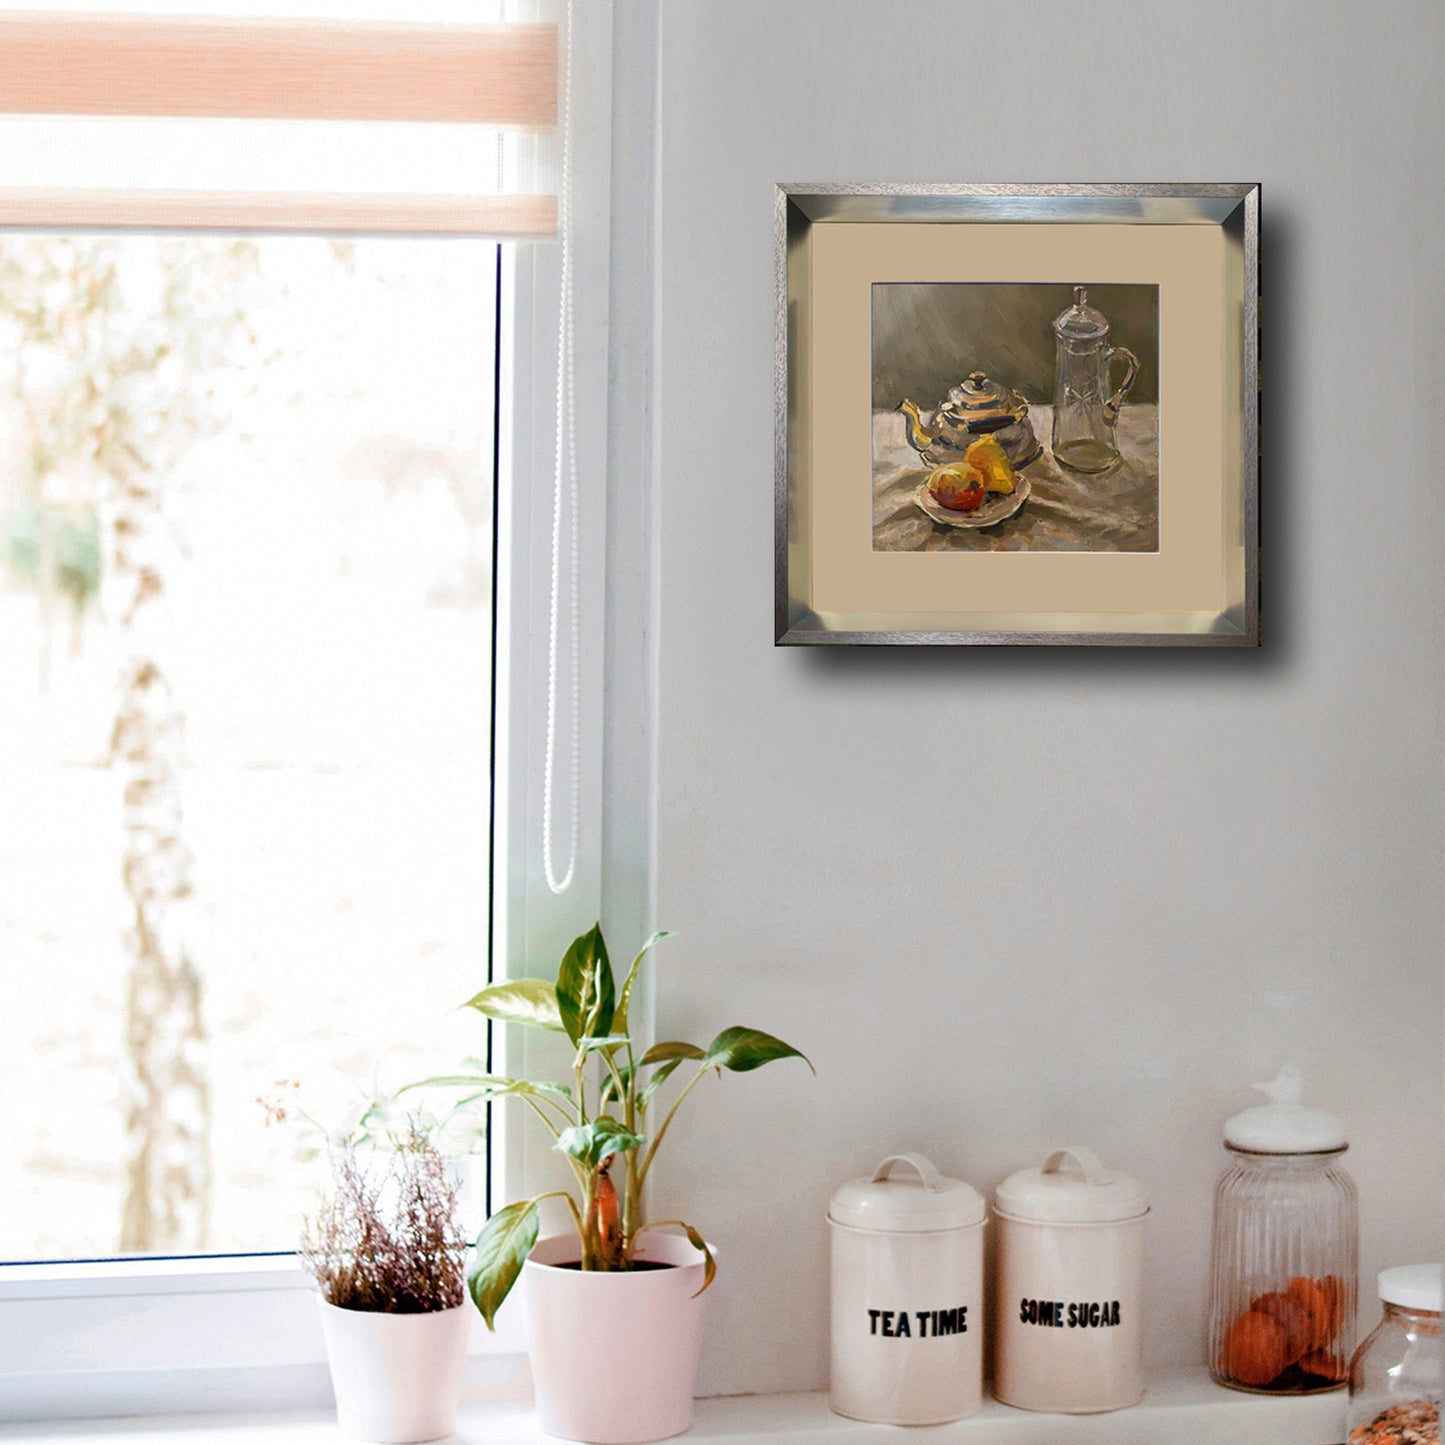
318,1298,472,1443
522,1233,712,1444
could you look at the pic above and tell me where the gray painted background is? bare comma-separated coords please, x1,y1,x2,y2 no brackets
872,282,1160,409
600,0,1445,1403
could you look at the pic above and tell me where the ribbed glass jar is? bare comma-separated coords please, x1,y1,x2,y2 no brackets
1207,1146,1358,1394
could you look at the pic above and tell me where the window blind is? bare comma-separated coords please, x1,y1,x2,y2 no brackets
0,11,560,237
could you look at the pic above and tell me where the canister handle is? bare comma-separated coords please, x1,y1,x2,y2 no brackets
1042,1146,1110,1184
871,1153,945,1191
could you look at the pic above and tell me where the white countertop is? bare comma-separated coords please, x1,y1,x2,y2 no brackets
0,1369,1346,1445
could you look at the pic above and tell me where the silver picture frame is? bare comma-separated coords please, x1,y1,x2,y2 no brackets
774,182,1260,647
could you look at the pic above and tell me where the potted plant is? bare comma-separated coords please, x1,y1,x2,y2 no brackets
299,1117,472,1444
408,925,811,1444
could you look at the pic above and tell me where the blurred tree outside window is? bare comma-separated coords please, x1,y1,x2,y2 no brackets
0,234,497,1259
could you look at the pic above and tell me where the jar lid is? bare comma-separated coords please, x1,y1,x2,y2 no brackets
994,1146,1148,1224
1379,1264,1443,1313
1223,1069,1347,1154
828,1153,985,1232
1052,285,1110,342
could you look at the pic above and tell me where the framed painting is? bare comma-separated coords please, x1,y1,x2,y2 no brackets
774,183,1259,646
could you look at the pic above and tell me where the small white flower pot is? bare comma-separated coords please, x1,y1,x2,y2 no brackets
523,1233,713,1444
318,1299,472,1443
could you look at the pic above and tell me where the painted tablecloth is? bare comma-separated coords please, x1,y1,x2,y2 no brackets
872,404,1159,553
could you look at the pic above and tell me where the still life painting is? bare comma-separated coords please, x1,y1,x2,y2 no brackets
872,282,1160,553
775,183,1259,646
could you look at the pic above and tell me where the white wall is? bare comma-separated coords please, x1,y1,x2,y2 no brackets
605,0,1445,1399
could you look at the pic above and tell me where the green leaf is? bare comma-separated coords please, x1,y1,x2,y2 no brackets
682,1223,717,1298
468,1199,539,1330
702,1026,814,1075
555,1116,645,1169
401,1073,573,1104
639,1056,685,1109
555,925,615,1046
401,1072,505,1091
433,1106,490,1156
599,1061,635,1110
462,979,566,1032
613,930,673,1038
639,1040,705,1067
441,1091,495,1118
579,1034,630,1054
635,1221,717,1298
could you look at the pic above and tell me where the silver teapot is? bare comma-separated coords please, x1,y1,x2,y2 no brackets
898,371,1042,470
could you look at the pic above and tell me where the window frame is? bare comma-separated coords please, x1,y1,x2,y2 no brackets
0,0,614,1420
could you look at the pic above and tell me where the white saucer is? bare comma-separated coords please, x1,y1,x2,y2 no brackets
915,476,1031,530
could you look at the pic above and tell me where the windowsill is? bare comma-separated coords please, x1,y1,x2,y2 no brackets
0,1369,1347,1445
0,1255,304,1300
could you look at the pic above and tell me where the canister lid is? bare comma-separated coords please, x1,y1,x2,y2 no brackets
1223,1069,1348,1154
1379,1264,1443,1313
994,1146,1148,1223
828,1153,985,1232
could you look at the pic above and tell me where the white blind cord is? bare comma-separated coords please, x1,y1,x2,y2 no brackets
541,0,579,896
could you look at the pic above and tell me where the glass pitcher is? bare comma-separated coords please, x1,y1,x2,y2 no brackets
1051,286,1138,474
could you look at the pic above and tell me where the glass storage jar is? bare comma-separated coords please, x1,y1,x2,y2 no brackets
1348,1265,1441,1445
1207,1071,1358,1394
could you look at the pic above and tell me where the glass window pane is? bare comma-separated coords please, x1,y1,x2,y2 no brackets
0,233,497,1260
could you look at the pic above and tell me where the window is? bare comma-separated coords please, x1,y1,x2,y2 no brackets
0,0,612,1418
0,231,499,1263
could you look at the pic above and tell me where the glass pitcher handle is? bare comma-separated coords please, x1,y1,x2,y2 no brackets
1103,346,1139,426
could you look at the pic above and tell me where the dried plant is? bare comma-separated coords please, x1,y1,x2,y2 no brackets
301,1124,466,1314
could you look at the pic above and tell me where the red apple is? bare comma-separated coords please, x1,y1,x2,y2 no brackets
928,463,987,513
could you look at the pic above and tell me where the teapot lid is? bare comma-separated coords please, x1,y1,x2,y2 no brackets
1053,285,1110,341
940,370,1021,426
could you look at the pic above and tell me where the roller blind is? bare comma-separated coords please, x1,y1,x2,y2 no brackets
0,6,560,237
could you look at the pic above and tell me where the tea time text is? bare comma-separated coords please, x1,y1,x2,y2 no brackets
866,1306,969,1338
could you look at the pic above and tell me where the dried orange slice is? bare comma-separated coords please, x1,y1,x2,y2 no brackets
1299,1348,1347,1383
1252,1291,1312,1365
1222,1309,1288,1387
1287,1276,1333,1350
1319,1275,1347,1343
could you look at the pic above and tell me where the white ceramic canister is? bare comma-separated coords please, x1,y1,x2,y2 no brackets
828,1153,986,1425
993,1146,1148,1414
